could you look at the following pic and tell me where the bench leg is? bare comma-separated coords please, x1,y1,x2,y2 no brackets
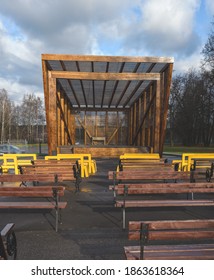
55,208,59,232
122,206,126,230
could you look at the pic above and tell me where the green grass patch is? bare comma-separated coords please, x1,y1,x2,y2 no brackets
163,145,214,154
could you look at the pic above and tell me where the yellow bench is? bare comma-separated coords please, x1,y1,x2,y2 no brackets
45,154,96,178
117,153,162,172
0,154,36,174
57,154,95,175
172,153,214,172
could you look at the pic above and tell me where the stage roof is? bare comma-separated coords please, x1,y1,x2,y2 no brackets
42,54,174,111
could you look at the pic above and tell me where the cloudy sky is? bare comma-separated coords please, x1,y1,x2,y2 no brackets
0,0,214,104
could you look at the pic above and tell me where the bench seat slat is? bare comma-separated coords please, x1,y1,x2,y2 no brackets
124,244,214,260
0,186,65,197
129,219,214,230
116,200,214,208
129,230,214,240
0,201,67,209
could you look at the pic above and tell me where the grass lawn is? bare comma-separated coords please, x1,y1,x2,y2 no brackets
163,145,214,154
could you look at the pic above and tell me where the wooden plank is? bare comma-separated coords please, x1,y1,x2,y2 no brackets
129,230,214,241
132,86,156,145
72,146,146,158
115,200,214,208
154,79,161,152
129,219,214,231
51,71,161,81
42,54,174,64
48,72,57,155
0,202,67,209
159,64,173,156
124,244,214,260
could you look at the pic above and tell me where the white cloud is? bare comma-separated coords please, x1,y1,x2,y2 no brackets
0,0,212,105
173,50,202,74
205,0,214,14
122,0,201,56
0,77,43,104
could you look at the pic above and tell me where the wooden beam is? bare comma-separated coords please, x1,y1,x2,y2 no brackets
153,80,161,153
42,54,174,64
56,92,73,145
47,73,57,155
108,62,125,107
76,116,92,139
51,71,161,81
59,60,79,107
101,62,109,107
107,120,123,145
122,80,144,108
76,61,88,107
67,104,75,145
57,90,61,146
159,63,173,156
42,61,49,127
132,86,156,145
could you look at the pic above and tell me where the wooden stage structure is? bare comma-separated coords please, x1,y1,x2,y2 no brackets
41,54,174,156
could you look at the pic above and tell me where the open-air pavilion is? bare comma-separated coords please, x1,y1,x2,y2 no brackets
41,54,174,156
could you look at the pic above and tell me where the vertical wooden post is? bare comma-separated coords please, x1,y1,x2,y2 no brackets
128,107,133,145
133,103,137,146
84,111,87,144
137,98,141,145
116,112,119,144
48,72,57,155
159,64,173,156
67,104,73,145
64,96,68,145
95,111,98,137
154,80,161,153
60,93,65,145
42,60,49,129
142,93,146,146
57,90,61,147
146,88,151,147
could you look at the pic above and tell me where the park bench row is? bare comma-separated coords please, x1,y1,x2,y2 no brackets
117,153,170,171
124,219,214,260
19,159,81,190
0,186,67,232
0,153,97,178
0,159,81,190
0,153,37,174
108,169,214,229
109,156,214,259
172,153,214,171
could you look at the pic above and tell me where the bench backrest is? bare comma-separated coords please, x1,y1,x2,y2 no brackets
115,182,214,195
129,219,214,242
0,173,62,183
108,170,192,181
0,186,65,197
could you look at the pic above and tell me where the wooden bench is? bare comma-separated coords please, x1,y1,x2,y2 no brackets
191,159,214,181
19,159,81,191
118,158,170,171
0,223,17,260
124,219,214,260
0,186,67,232
109,170,194,182
0,173,63,187
112,182,214,229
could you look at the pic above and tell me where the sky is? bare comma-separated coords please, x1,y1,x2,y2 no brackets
0,0,214,104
